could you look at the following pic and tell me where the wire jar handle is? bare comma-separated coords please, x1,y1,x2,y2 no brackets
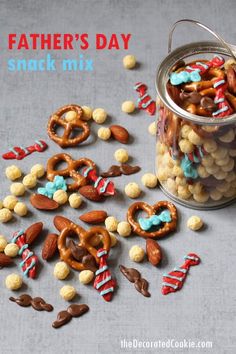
168,18,236,61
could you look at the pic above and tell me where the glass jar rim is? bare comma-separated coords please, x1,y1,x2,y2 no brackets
155,40,236,126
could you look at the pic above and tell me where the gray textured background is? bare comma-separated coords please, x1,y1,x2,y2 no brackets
0,0,236,353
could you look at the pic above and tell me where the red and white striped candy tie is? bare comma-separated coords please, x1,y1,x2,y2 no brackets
212,78,233,118
11,230,38,279
162,253,200,295
93,248,116,302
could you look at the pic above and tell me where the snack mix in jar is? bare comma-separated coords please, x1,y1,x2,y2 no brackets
156,51,236,208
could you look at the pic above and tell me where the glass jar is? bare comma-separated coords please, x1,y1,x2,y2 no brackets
156,19,236,209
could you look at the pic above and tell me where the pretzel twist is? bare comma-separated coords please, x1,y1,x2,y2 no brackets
47,104,90,148
46,153,96,192
57,219,111,271
127,201,177,238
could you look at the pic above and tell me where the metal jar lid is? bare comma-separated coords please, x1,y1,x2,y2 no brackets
155,19,236,126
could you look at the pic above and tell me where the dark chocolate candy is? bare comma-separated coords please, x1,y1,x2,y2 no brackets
120,164,141,175
9,294,32,307
52,311,72,329
67,304,89,317
200,97,217,111
69,240,88,261
9,294,53,311
82,254,98,272
134,278,151,297
31,297,53,312
180,91,202,104
101,164,141,178
119,265,140,283
119,264,151,298
101,165,122,178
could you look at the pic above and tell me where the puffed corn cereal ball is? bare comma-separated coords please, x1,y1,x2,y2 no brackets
197,165,210,178
141,173,158,188
97,127,111,140
172,165,184,177
30,164,45,178
117,221,132,237
22,174,37,189
123,55,136,69
53,190,68,205
109,232,118,247
175,176,187,186
114,148,129,163
5,273,22,290
4,243,19,257
180,125,192,139
125,182,141,199
177,185,191,200
10,183,26,196
211,147,228,160
3,195,18,210
193,191,209,203
65,110,78,122
5,165,22,181
14,202,28,216
148,121,157,136
166,178,177,194
188,130,204,146
0,200,2,209
54,261,70,280
68,193,82,208
0,208,13,223
121,101,135,113
219,129,235,143
105,216,119,232
210,189,222,201
60,285,77,301
81,106,93,121
0,235,8,252
129,245,145,262
92,108,107,124
203,139,218,153
187,216,203,231
79,270,94,284
179,139,194,153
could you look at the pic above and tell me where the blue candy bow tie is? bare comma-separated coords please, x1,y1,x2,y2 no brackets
138,210,172,231
170,70,201,86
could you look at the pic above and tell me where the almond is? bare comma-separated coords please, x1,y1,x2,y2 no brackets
0,253,13,267
79,185,102,202
42,233,58,260
25,222,43,245
110,125,129,144
30,194,59,210
54,215,72,232
146,239,162,266
79,210,108,224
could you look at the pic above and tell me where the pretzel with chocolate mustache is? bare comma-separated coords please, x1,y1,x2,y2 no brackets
47,104,90,148
127,201,177,238
47,153,96,192
54,216,111,271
